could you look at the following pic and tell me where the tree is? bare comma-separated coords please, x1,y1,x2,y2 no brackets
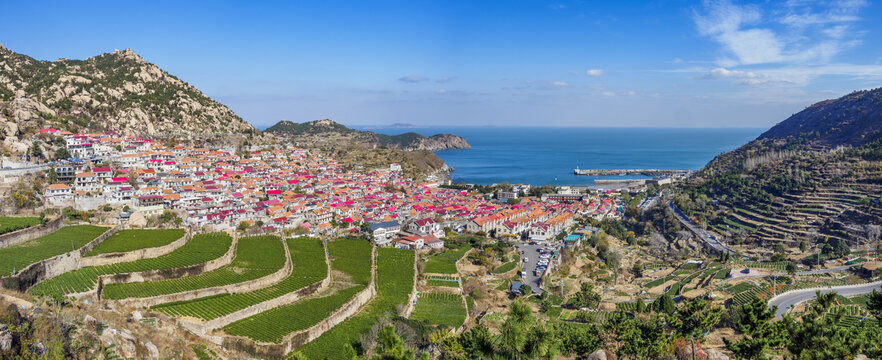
54,147,70,160
655,293,676,315
458,325,494,358
237,221,249,233
631,263,644,278
47,167,57,183
30,142,43,159
670,297,723,340
604,312,669,359
785,262,797,274
519,284,532,296
566,283,602,309
868,289,882,324
552,322,601,357
372,324,418,360
636,299,646,313
499,300,534,359
724,296,788,360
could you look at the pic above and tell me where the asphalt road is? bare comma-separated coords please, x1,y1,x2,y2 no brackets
769,281,882,319
516,242,552,294
667,200,735,254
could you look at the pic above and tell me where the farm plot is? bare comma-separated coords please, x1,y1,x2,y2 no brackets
0,216,41,235
152,237,327,320
297,247,415,359
423,244,471,274
410,292,467,328
85,229,185,256
29,232,232,297
0,225,107,276
426,275,460,288
491,254,520,274
220,238,372,343
101,235,285,300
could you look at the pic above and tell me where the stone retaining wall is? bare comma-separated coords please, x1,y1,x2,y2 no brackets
178,239,333,335
81,228,192,267
218,246,378,359
1,225,118,292
108,236,292,308
0,216,64,249
94,233,239,298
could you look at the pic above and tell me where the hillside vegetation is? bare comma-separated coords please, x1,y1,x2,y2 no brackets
676,88,882,252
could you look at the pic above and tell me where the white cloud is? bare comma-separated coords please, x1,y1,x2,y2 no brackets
586,69,606,76
602,91,616,96
552,81,569,87
436,76,457,83
694,0,866,66
398,75,429,83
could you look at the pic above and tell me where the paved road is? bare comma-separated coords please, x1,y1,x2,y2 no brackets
667,200,735,254
769,281,882,319
516,242,553,294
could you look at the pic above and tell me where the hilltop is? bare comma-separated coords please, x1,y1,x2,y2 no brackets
266,119,470,179
266,119,471,151
0,45,257,154
676,88,882,257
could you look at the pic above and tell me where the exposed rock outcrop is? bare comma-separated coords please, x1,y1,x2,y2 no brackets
0,45,258,155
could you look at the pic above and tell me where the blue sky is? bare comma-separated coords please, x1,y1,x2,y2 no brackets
2,0,881,128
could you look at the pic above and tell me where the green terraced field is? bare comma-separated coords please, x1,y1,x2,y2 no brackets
152,237,327,320
29,232,232,297
0,225,107,276
491,255,520,274
423,244,471,274
101,235,285,300
297,247,415,359
221,239,373,343
0,216,41,235
85,229,185,256
410,292,467,328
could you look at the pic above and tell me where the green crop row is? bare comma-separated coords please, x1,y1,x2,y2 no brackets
491,255,520,274
152,237,327,320
410,292,467,328
216,238,373,343
29,233,232,297
85,229,185,256
297,247,415,359
0,225,107,276
101,235,285,300
0,216,41,235
423,245,471,274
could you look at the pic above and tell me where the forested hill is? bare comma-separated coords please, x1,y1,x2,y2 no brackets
758,88,882,149
0,45,257,154
265,119,471,151
676,89,882,251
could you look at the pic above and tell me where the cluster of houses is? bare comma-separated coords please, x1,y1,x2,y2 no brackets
38,129,624,248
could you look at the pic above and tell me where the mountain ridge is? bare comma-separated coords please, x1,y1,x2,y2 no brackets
0,46,257,154
675,88,882,253
265,119,471,151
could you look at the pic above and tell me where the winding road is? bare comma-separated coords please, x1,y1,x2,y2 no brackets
768,281,882,319
667,200,735,255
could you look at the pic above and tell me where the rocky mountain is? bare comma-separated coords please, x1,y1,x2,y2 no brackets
676,88,882,255
265,119,471,151
0,44,256,153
